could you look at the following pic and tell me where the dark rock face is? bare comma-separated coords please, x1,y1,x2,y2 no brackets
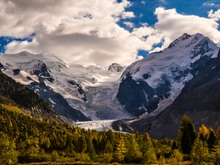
168,33,191,48
27,81,90,122
116,49,220,139
117,76,171,116
67,80,87,102
29,60,54,83
0,63,5,71
13,69,20,75
108,63,123,72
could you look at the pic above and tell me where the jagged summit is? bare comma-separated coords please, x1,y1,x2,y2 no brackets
168,33,192,48
167,33,208,50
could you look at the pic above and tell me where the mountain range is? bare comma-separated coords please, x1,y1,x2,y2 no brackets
0,33,220,138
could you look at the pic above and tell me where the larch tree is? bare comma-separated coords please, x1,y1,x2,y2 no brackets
114,135,127,162
125,135,142,163
141,133,157,164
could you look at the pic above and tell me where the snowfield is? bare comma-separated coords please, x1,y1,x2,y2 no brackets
0,51,132,120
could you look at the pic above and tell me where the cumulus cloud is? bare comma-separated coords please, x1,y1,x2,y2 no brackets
153,7,220,50
121,11,135,19
3,0,151,66
209,9,220,21
123,22,134,28
1,1,220,67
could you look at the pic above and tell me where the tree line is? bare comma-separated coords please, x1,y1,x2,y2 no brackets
0,105,220,164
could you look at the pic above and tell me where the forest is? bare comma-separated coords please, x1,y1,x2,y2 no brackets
0,71,220,165
0,105,220,165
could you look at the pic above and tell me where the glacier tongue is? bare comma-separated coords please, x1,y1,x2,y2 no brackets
74,120,116,131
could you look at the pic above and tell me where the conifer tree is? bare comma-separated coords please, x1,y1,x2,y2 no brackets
208,128,217,152
192,138,209,164
178,115,197,154
125,135,142,163
86,137,96,159
104,140,113,153
141,133,157,164
78,135,87,153
114,135,127,162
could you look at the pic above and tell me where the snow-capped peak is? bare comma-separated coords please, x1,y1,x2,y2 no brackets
0,51,130,120
117,33,219,117
168,33,192,49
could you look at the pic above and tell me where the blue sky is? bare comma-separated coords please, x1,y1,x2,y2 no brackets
120,0,220,28
117,0,220,56
0,0,220,66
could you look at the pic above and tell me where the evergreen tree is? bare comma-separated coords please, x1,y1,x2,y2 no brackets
86,137,96,159
104,140,113,153
141,134,157,164
78,135,87,153
208,128,217,152
106,129,115,144
178,115,197,154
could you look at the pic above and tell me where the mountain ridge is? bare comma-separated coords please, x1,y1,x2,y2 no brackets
1,33,220,135
117,33,219,117
113,37,220,138
0,52,130,121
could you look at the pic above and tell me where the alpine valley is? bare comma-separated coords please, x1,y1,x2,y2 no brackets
1,33,220,138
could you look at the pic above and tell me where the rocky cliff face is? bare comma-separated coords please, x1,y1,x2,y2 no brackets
117,33,219,117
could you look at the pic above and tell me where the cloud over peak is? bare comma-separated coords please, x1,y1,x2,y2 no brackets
1,1,220,66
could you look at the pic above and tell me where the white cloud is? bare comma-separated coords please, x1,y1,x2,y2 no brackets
1,1,220,67
154,7,220,49
121,11,135,19
208,9,220,21
123,22,134,28
3,0,145,66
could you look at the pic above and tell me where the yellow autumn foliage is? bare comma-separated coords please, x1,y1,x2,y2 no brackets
198,124,209,139
0,104,25,115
